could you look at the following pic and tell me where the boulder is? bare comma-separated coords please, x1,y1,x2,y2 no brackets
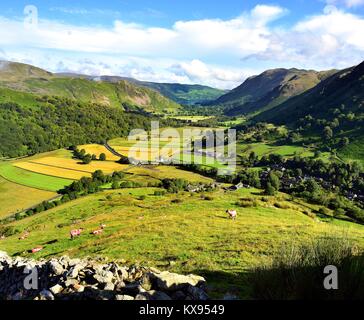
187,285,208,300
49,284,63,295
115,294,134,300
49,260,64,276
150,271,206,291
94,270,114,284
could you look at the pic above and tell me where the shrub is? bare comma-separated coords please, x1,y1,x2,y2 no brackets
203,196,214,201
0,226,20,237
154,190,166,196
318,207,332,216
249,236,364,299
274,202,291,209
236,198,257,208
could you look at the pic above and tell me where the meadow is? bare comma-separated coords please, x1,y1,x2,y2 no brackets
0,177,56,218
1,187,363,298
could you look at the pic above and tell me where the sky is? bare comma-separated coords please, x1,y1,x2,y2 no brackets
0,0,363,89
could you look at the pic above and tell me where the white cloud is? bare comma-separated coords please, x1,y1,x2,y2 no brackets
0,4,363,88
325,0,364,8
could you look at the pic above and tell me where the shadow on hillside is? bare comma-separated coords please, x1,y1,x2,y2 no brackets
193,253,364,300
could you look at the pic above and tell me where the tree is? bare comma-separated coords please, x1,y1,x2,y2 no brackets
268,171,280,190
82,154,92,164
99,153,107,161
118,155,130,164
340,137,349,148
265,183,276,196
323,126,333,140
111,181,120,189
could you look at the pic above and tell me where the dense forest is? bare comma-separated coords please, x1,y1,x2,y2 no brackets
0,96,178,158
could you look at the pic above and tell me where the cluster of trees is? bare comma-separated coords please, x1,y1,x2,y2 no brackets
296,108,363,150
71,146,107,164
0,97,160,158
161,178,190,193
235,122,287,143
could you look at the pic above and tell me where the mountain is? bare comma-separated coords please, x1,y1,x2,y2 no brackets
254,61,364,125
57,73,227,105
0,61,181,114
209,68,336,116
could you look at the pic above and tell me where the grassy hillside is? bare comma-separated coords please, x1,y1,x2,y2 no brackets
0,61,181,114
209,68,335,116
254,61,364,125
138,82,226,105
1,187,363,298
59,73,226,105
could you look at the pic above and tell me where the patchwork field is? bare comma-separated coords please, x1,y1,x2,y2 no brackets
0,162,73,191
17,157,130,174
0,177,56,218
1,187,363,298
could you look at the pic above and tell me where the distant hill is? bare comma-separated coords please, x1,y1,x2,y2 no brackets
254,61,364,125
0,61,181,114
57,73,226,105
254,61,364,165
209,68,335,116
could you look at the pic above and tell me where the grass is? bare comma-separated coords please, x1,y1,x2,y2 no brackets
250,236,364,299
0,177,56,218
1,187,363,298
0,162,73,191
125,165,213,184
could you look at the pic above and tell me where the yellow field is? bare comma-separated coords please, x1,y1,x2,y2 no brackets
0,177,56,218
78,144,120,161
24,157,130,174
14,162,90,180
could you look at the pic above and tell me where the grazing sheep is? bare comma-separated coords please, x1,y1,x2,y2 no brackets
70,228,83,240
31,246,43,253
226,210,237,220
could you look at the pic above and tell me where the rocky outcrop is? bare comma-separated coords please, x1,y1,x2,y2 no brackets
0,252,208,300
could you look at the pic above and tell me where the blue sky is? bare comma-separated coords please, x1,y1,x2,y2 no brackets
0,0,363,88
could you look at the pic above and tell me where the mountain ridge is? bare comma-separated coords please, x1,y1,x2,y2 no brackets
0,61,181,114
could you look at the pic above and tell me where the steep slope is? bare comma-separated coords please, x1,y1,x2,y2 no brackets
210,68,335,116
0,61,181,114
254,61,364,125
57,73,226,105
0,95,154,157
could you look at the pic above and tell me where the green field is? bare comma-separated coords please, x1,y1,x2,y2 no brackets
1,187,363,298
0,162,73,191
0,177,56,218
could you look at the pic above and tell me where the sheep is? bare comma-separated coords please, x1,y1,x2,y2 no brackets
226,209,237,220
